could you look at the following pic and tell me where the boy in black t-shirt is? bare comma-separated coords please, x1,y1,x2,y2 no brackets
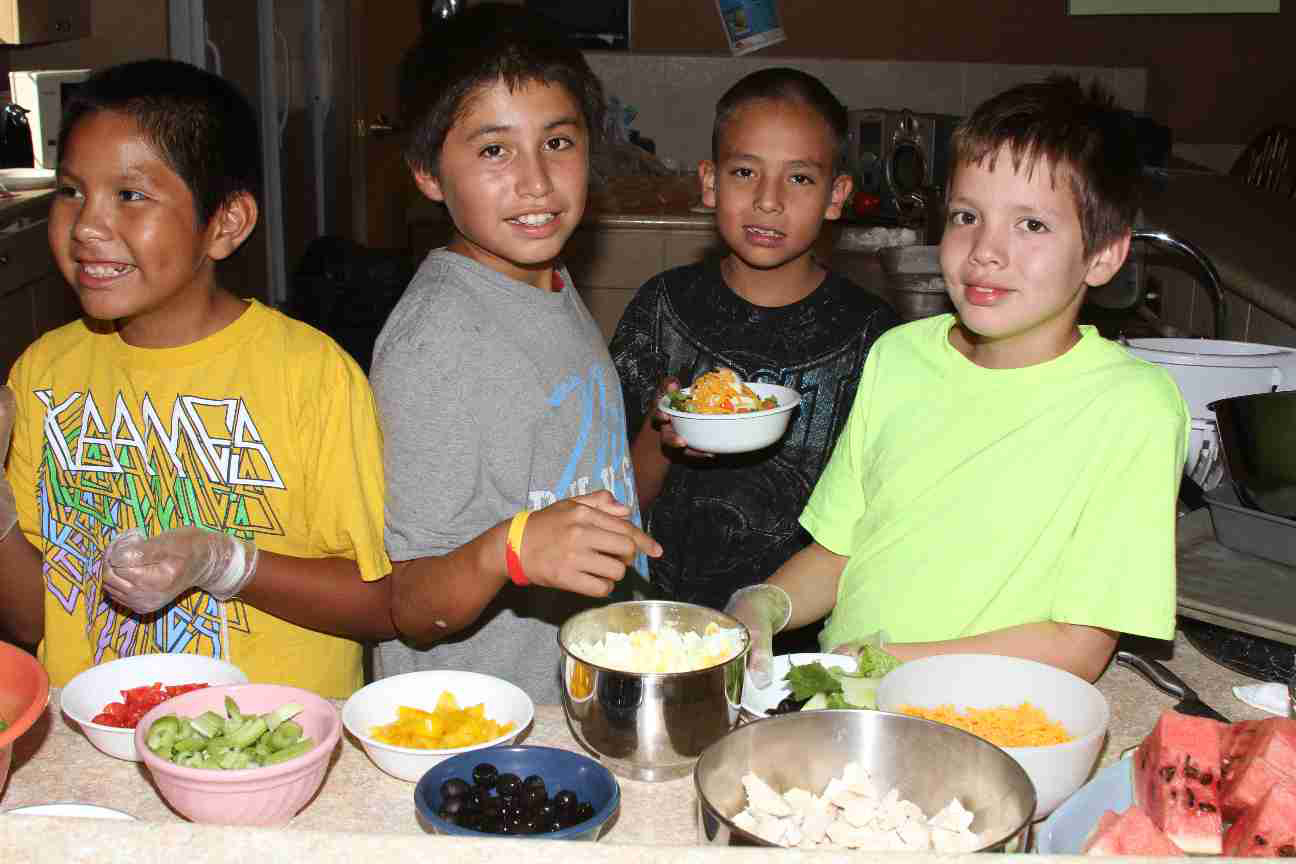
610,68,898,631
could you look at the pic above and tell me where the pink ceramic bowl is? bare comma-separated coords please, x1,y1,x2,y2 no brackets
0,641,50,801
134,683,340,826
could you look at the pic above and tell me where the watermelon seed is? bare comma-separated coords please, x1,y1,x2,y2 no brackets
1277,845,1294,856
1198,802,1216,813
1160,766,1176,782
1256,835,1267,846
1198,771,1213,786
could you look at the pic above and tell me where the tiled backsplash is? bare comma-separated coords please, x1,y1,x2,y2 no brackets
585,53,1147,170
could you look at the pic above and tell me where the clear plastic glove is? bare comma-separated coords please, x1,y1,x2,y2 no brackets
724,583,792,689
0,386,17,541
101,526,259,613
829,630,900,677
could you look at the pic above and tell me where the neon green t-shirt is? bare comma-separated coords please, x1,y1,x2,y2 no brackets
801,314,1189,650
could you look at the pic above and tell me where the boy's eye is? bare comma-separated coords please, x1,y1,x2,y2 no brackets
118,190,147,202
55,184,82,199
479,144,506,159
543,136,574,152
729,167,755,179
1022,218,1049,233
789,174,815,185
948,210,976,226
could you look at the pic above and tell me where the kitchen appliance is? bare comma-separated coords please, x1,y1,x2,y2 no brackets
0,103,33,169
7,69,91,170
847,107,959,224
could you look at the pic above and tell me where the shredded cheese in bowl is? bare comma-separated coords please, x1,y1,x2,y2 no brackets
570,622,745,673
900,702,1072,748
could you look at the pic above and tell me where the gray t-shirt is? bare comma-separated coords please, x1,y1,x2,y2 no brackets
369,250,647,703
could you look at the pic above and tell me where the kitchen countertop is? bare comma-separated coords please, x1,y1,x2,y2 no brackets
0,632,1275,863
0,190,53,227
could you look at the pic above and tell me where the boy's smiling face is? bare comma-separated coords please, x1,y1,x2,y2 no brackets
414,78,588,290
48,110,250,345
700,98,850,277
940,145,1127,367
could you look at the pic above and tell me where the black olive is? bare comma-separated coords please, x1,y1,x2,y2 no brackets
478,813,502,834
575,801,595,823
498,819,516,835
440,777,471,800
467,787,485,809
523,774,546,794
496,772,522,797
547,819,565,833
553,789,578,813
472,762,499,789
522,785,547,809
441,796,465,817
537,800,557,820
458,811,480,831
522,816,542,834
773,695,810,715
506,813,525,833
437,806,460,824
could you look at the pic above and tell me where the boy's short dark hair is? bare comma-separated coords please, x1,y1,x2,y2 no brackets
712,67,850,175
402,4,605,177
951,75,1139,259
58,59,262,226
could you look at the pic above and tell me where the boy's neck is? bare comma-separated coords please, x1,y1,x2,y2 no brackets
720,252,825,308
949,321,1083,369
117,288,249,349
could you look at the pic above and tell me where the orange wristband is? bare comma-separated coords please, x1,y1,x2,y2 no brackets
505,510,531,587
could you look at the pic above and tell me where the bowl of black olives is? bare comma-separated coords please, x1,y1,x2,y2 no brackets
414,745,620,841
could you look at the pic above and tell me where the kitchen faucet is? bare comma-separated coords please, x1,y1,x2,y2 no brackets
1130,229,1228,339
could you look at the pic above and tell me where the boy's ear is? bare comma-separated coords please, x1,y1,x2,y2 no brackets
824,174,854,221
1083,230,1132,288
412,167,446,203
698,160,717,208
206,191,259,262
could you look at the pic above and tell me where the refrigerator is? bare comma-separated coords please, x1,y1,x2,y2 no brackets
169,0,353,308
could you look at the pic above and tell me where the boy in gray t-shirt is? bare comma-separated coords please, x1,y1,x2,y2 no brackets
369,7,659,704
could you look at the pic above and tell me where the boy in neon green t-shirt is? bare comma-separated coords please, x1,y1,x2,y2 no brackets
727,77,1189,684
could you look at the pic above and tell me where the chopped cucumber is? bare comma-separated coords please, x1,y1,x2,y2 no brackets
145,697,317,771
803,692,829,711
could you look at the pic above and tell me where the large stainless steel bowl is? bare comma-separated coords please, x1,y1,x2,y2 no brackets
1211,390,1296,519
558,601,750,782
695,710,1036,852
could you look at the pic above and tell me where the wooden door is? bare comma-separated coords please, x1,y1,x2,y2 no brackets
346,0,423,249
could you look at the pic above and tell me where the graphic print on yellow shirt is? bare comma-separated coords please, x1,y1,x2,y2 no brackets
8,301,389,698
38,387,283,661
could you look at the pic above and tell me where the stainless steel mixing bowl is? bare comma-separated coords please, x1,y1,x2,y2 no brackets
1211,390,1296,520
695,710,1036,852
558,601,750,782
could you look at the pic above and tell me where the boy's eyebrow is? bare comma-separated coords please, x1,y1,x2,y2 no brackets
723,152,826,171
463,115,583,142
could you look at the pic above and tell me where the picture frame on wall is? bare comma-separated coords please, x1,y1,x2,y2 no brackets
715,0,786,55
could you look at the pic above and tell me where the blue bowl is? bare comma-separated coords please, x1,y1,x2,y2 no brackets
414,745,620,841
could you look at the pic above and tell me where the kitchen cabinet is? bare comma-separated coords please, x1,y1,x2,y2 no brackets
0,216,79,378
0,0,90,44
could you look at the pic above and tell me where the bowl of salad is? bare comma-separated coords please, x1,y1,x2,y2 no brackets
60,653,248,761
740,646,901,719
658,370,801,455
1,640,50,801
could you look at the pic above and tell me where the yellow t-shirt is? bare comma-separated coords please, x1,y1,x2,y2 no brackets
6,300,389,698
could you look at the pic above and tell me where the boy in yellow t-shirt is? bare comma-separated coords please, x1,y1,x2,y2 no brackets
0,60,391,698
727,77,1189,685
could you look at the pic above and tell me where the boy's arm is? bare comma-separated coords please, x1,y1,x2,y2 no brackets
0,530,44,646
882,623,1118,683
389,490,660,643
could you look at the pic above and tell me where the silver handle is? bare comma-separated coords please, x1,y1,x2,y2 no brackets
1116,650,1190,700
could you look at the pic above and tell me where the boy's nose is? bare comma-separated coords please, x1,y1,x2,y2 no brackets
515,151,554,198
968,226,1006,267
754,176,783,214
71,200,112,242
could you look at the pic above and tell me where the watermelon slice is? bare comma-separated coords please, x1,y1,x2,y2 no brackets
1220,718,1296,822
1133,710,1224,854
1082,806,1185,856
1222,719,1263,784
1222,780,1296,857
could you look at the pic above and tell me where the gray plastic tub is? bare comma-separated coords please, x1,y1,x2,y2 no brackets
1205,483,1296,567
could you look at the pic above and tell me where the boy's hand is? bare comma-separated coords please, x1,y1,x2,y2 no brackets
518,490,661,597
101,526,259,613
0,386,17,540
653,376,713,458
724,584,792,688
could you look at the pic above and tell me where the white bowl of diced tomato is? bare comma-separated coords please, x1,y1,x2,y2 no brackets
60,654,248,761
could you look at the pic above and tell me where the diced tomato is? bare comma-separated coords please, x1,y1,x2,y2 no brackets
91,680,209,729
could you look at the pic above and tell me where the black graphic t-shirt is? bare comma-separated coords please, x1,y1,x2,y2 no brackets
610,259,900,612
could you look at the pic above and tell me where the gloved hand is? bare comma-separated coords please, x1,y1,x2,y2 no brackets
101,526,259,614
830,630,900,677
724,583,792,689
0,386,17,542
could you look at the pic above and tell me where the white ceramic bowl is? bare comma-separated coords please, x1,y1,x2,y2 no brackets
5,803,135,820
740,653,856,718
341,670,534,782
875,654,1109,820
60,654,249,761
658,383,801,454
